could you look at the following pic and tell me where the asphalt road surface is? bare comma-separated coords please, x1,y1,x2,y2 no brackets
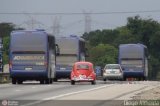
0,80,159,106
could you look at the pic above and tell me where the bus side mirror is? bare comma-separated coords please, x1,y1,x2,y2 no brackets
55,44,60,56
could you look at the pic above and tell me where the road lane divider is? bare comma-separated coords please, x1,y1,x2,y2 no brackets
21,84,115,106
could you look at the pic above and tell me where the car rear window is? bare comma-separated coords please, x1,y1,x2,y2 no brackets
77,64,89,70
105,65,120,69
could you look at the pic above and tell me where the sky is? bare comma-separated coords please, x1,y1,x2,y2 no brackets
1,0,160,36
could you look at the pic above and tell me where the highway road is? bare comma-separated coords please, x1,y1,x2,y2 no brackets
0,80,160,106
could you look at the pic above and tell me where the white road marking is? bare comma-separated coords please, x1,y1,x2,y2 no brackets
32,86,36,89
15,89,21,92
21,84,113,106
43,85,113,100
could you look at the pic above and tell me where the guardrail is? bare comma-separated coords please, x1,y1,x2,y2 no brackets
0,64,10,83
0,72,10,83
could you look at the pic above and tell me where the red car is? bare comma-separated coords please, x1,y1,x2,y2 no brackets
70,61,96,85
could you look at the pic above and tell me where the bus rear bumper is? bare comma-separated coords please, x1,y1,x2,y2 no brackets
123,71,144,78
10,70,47,80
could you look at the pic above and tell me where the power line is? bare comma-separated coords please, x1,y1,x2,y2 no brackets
1,10,160,15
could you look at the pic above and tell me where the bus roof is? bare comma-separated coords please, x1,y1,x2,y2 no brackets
119,44,146,59
119,43,147,48
11,30,47,35
10,30,49,52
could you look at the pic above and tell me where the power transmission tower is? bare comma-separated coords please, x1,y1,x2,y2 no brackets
22,13,44,30
25,17,35,29
52,16,61,37
84,12,92,33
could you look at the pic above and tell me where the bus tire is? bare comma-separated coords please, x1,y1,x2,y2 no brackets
40,80,44,84
49,78,53,84
45,79,49,84
17,80,23,84
138,77,142,81
123,77,126,81
53,78,58,82
12,78,16,84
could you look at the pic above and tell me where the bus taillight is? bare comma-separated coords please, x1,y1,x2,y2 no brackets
44,61,48,68
9,61,12,69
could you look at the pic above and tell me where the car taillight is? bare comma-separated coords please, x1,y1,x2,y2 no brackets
72,74,75,77
88,74,93,78
88,74,92,77
71,72,75,77
71,73,77,79
89,74,93,77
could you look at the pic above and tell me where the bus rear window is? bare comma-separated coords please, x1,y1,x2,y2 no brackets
11,33,47,51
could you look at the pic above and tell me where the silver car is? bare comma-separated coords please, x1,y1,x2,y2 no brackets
103,64,123,81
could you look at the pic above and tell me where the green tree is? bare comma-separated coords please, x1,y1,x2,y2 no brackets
0,23,23,64
127,16,160,47
114,26,137,47
2,36,10,64
83,15,160,80
0,23,15,37
88,44,118,67
0,23,15,64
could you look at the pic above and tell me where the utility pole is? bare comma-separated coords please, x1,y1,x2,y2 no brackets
84,12,92,33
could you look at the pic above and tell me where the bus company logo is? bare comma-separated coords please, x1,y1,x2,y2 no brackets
2,100,8,106
13,56,45,60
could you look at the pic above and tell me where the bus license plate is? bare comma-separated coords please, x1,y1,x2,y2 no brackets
25,67,32,71
60,67,66,70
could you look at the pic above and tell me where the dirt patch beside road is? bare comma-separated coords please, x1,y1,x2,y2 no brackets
133,86,160,100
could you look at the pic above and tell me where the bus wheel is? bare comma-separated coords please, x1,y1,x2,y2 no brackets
53,78,58,82
40,80,44,84
123,77,126,81
12,78,16,84
45,79,49,84
17,80,23,84
143,77,147,81
71,80,75,85
49,79,53,84
138,77,142,81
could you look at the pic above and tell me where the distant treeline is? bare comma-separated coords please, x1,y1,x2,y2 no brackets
82,16,160,80
0,16,160,79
